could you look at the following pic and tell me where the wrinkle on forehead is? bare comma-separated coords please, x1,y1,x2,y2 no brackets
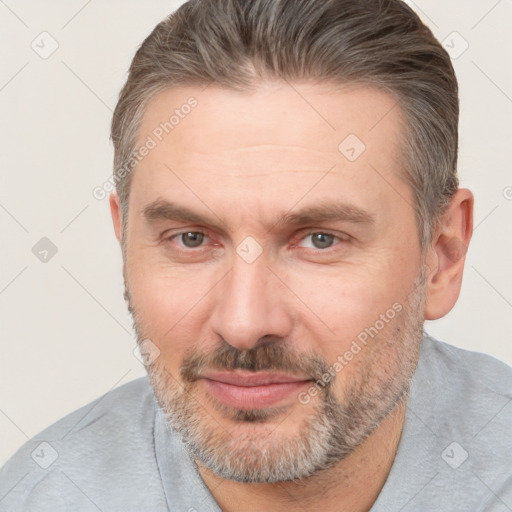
186,144,337,155
167,145,340,178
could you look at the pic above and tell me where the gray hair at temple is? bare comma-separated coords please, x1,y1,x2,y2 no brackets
110,0,459,249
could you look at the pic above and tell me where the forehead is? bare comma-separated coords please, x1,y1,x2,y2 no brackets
138,81,403,155
128,82,413,229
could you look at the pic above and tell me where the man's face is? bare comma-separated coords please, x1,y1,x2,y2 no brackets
120,82,427,482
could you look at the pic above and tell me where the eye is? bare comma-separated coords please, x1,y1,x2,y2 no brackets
171,231,208,248
163,230,348,254
297,232,345,250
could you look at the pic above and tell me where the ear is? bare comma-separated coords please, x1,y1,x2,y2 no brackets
424,188,474,320
109,191,123,244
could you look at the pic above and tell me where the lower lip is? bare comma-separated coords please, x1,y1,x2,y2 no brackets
202,379,311,409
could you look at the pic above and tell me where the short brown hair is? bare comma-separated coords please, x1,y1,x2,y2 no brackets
111,0,459,247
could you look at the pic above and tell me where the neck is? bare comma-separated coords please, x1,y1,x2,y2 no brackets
197,399,407,512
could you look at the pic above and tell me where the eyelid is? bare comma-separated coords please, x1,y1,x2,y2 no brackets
298,229,349,240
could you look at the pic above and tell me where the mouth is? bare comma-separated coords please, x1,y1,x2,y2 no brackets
200,370,313,410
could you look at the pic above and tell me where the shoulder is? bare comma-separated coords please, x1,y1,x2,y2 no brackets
0,376,167,511
415,335,512,501
415,334,512,432
371,335,512,511
420,333,512,400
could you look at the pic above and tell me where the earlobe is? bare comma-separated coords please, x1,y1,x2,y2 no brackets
424,189,474,320
109,191,123,244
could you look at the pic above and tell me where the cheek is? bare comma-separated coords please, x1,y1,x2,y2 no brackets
288,260,411,349
126,263,212,357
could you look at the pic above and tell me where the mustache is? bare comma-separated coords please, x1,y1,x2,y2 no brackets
179,339,331,385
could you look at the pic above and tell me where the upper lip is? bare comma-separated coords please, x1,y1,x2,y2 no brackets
202,371,312,387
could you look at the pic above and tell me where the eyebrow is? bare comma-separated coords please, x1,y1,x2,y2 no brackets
142,198,374,230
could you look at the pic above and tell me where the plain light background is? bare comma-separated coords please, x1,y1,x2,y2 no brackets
1,0,511,467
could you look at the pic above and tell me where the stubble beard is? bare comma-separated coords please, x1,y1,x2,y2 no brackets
125,267,426,483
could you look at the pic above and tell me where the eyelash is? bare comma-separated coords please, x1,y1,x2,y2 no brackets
163,230,348,254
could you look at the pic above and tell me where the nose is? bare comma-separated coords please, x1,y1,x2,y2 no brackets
208,251,293,351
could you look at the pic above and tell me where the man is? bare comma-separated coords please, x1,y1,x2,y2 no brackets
1,0,511,510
